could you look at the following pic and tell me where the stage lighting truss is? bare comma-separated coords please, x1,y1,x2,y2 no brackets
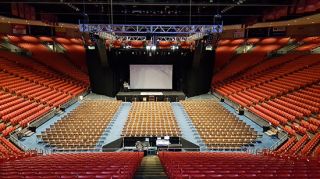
156,36,189,42
80,24,223,35
90,24,223,50
116,36,147,41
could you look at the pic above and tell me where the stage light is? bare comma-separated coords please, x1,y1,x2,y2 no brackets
205,45,213,51
171,45,179,50
146,45,151,50
151,45,156,51
88,45,95,50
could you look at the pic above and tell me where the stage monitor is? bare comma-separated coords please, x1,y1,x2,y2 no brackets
130,64,173,89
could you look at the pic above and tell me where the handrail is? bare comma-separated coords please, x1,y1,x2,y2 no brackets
269,133,288,151
9,134,28,151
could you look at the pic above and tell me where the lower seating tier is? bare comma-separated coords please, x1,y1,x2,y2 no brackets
159,152,320,178
0,152,143,179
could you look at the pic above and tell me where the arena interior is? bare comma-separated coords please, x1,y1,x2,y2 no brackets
0,0,320,178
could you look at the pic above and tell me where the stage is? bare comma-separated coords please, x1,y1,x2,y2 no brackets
116,91,186,102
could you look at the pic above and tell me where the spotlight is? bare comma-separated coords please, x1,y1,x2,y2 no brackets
151,45,156,51
171,45,179,50
205,45,213,51
146,45,151,50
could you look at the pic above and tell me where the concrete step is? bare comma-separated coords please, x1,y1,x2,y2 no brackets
134,175,168,179
135,156,167,179
137,169,165,173
135,171,166,175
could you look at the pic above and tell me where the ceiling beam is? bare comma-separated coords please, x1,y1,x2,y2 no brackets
0,1,293,7
28,12,263,17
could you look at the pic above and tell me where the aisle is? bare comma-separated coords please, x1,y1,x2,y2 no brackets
134,155,167,179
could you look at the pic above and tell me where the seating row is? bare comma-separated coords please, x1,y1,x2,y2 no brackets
122,102,181,137
6,35,89,85
181,100,257,149
0,152,143,179
39,100,122,149
159,152,320,178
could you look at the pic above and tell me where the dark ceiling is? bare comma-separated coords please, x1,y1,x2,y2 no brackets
0,0,316,25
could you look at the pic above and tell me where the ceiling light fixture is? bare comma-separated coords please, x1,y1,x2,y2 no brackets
221,0,246,14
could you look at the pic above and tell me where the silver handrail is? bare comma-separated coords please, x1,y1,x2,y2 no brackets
269,134,288,151
9,135,28,151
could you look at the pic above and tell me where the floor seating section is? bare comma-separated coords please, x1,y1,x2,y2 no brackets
212,37,290,84
122,102,181,137
5,35,89,85
0,53,88,137
159,152,320,178
54,37,88,73
0,152,143,179
180,100,258,150
38,100,121,150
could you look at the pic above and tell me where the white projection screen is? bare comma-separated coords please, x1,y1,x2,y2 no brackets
130,65,173,89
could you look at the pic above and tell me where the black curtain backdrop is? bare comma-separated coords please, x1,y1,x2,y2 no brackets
87,46,214,97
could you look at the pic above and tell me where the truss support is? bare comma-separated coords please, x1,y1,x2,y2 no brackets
81,24,223,34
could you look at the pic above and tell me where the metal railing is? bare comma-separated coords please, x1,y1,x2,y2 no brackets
9,134,28,151
269,133,288,151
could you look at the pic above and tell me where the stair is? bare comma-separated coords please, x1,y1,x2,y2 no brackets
134,155,168,179
96,102,131,150
171,102,207,151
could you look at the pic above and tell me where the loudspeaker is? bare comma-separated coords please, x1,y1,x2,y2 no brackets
96,39,109,67
16,132,24,140
28,126,36,133
185,41,214,97
263,126,270,132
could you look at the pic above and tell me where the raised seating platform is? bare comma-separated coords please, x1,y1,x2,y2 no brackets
159,152,320,178
116,91,185,102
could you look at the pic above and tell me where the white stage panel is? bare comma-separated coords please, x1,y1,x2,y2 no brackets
130,65,173,89
140,92,163,95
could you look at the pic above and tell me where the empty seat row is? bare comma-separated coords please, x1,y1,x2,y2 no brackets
122,102,181,137
39,100,122,150
181,100,257,149
1,152,143,179
159,152,320,178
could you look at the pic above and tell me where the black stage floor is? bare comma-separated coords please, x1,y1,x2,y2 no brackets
116,91,185,102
